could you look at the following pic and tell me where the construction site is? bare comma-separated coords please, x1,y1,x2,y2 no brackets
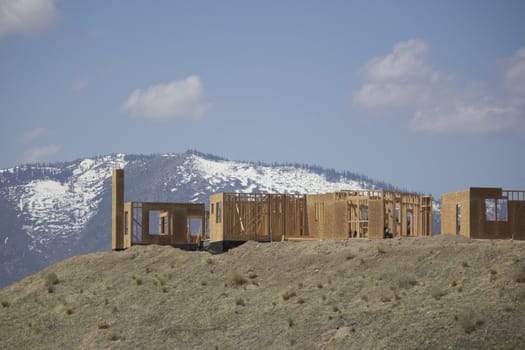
112,169,525,251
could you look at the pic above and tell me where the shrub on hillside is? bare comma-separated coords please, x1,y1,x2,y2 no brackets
97,320,109,329
44,272,59,287
398,275,418,289
457,309,484,334
280,289,296,301
227,272,247,287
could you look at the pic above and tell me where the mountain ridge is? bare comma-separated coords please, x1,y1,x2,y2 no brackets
0,150,438,288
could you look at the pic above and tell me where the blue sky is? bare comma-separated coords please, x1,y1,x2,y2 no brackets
1,0,524,197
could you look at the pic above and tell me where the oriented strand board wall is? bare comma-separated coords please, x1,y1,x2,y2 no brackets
441,190,470,236
209,193,225,242
509,201,525,239
306,193,333,239
112,169,125,250
470,188,516,239
441,187,525,239
123,202,132,249
138,202,205,245
368,199,384,238
209,193,306,242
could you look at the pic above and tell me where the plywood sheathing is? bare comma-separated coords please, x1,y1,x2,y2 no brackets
125,202,206,247
209,193,306,242
111,169,125,250
210,190,432,242
307,190,431,239
441,187,525,239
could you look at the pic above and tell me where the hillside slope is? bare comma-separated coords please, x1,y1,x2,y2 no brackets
1,236,524,349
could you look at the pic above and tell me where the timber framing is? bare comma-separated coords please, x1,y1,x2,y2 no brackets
209,190,432,243
209,192,306,243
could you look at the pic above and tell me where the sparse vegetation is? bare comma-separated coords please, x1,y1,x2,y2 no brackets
430,286,447,300
44,272,59,292
97,320,109,329
106,332,119,341
1,237,524,350
280,289,296,301
398,275,418,289
457,309,485,334
228,271,247,287
514,264,525,283
380,296,391,303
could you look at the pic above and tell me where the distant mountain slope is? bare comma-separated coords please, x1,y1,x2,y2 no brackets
0,150,437,288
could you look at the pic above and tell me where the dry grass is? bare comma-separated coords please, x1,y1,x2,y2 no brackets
398,275,418,289
235,296,245,306
97,319,109,329
1,236,524,350
457,309,485,334
279,289,296,301
227,271,247,287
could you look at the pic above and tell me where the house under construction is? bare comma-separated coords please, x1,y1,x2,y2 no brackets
112,169,207,250
112,169,433,251
441,187,525,239
208,190,433,251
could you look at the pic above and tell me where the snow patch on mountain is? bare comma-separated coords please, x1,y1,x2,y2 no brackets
12,154,126,252
186,154,366,194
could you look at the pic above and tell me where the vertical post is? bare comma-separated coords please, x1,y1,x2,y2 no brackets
112,169,125,250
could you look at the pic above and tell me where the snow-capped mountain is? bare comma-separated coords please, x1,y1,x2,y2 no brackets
6,155,127,254
0,151,437,288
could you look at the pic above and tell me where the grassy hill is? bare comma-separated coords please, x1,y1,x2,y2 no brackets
1,236,525,349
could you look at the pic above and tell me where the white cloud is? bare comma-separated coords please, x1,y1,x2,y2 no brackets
352,82,429,110
22,144,61,163
352,39,445,110
353,40,525,136
122,76,210,121
411,105,524,135
0,0,60,39
17,127,46,144
360,39,431,82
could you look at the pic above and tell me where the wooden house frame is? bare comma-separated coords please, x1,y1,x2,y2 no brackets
209,190,432,247
441,187,525,239
209,192,306,244
305,190,432,239
112,169,207,250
